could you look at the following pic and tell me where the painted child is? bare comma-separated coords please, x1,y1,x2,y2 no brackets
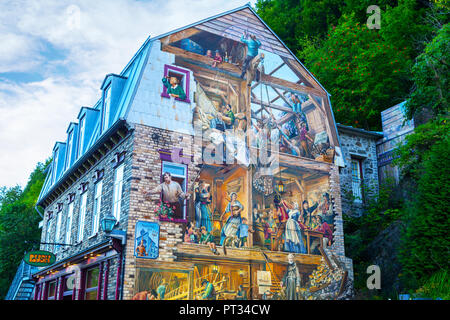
200,226,219,255
162,75,186,100
212,50,223,68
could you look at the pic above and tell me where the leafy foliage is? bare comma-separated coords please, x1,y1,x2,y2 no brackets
343,180,404,297
300,14,410,129
404,23,449,120
0,160,49,299
395,121,450,287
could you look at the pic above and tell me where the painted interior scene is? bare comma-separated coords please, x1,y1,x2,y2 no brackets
163,27,336,163
185,166,250,250
252,166,335,255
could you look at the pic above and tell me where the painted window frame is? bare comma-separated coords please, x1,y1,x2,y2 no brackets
161,64,191,103
45,218,52,252
65,202,74,246
160,160,188,222
351,158,364,203
112,162,125,223
83,266,101,300
91,179,103,236
46,280,57,300
77,191,88,243
55,209,62,252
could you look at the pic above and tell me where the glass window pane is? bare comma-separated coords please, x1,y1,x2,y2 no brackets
85,289,98,300
86,267,99,289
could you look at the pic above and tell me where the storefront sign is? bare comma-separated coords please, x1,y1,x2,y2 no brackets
23,250,56,267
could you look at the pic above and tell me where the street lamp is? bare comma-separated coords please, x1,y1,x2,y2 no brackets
101,213,126,245
101,213,117,233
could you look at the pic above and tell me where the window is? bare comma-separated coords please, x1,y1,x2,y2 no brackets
65,130,74,171
45,219,52,251
112,163,124,222
47,281,57,300
78,191,88,242
161,64,190,103
65,202,74,245
84,267,100,300
62,276,73,300
92,180,102,235
102,84,111,132
351,158,363,203
52,149,59,184
55,210,62,251
162,161,187,220
78,115,85,159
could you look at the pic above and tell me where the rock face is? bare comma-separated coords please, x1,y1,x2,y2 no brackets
364,220,404,295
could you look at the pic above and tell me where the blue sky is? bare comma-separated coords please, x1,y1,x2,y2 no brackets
0,0,255,188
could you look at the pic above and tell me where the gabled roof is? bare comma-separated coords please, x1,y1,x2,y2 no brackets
38,4,335,205
125,3,329,95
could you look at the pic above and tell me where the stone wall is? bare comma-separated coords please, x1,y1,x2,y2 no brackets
338,129,380,216
40,133,134,261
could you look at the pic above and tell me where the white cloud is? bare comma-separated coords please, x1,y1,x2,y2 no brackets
0,0,255,188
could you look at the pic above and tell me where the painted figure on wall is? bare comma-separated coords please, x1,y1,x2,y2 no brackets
162,75,186,100
136,239,148,257
318,192,334,225
281,254,301,300
132,289,158,300
220,192,244,246
156,279,167,300
302,199,318,227
194,181,213,232
199,279,216,300
146,172,190,220
183,221,197,243
200,226,219,255
239,32,261,79
283,202,307,254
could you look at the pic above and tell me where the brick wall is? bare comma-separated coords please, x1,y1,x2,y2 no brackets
122,124,202,300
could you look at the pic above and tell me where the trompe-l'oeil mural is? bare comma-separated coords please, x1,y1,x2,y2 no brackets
133,6,346,300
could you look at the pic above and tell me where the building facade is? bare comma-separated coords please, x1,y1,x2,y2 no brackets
33,4,353,300
337,124,383,216
376,102,415,185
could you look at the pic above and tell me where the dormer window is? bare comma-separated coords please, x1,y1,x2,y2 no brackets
78,115,86,159
52,149,59,184
65,129,74,171
102,84,112,132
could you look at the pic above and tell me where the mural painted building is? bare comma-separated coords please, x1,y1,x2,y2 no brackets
33,4,353,300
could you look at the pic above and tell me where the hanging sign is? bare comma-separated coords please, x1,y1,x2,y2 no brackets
23,250,56,267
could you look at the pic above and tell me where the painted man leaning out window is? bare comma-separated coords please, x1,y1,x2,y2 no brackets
162,76,186,100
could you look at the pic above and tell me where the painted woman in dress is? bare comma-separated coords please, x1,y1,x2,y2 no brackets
194,181,213,232
220,192,244,246
283,202,307,254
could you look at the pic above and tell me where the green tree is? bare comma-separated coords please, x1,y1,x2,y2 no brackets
404,23,449,120
300,14,411,129
396,122,450,286
0,160,49,299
